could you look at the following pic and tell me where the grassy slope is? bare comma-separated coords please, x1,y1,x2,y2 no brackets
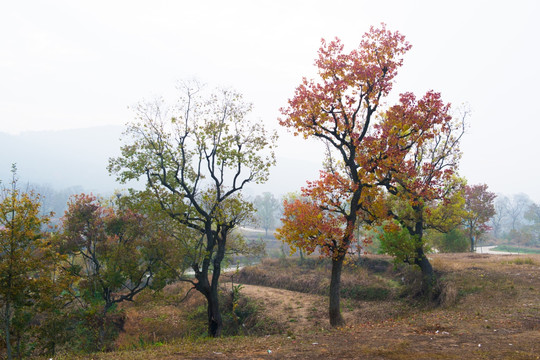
51,254,539,360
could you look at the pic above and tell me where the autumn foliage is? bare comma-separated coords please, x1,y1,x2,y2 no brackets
280,26,411,140
278,25,414,261
61,193,173,350
0,23,489,356
0,169,72,359
277,173,351,259
278,25,418,326
278,24,467,318
463,184,496,251
363,90,465,295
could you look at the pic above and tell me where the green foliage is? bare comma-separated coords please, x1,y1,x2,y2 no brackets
60,193,177,350
0,166,71,360
379,221,427,265
428,228,469,253
68,304,125,353
108,82,277,337
36,299,126,354
119,189,193,284
177,286,273,338
34,307,75,356
340,285,390,301
219,284,279,336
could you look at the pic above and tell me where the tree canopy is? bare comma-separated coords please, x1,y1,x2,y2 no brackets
109,82,277,337
278,25,412,326
463,184,496,252
0,168,67,359
278,24,467,319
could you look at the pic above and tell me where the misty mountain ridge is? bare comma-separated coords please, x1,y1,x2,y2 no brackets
0,126,321,198
0,126,124,194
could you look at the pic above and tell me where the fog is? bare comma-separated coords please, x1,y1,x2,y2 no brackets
0,127,322,199
1,1,539,202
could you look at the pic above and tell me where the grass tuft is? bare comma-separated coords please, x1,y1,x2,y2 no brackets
505,257,538,266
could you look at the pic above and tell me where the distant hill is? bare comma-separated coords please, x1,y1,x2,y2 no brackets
0,126,322,198
0,126,124,193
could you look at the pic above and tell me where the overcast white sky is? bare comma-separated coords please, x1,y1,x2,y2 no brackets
1,1,539,201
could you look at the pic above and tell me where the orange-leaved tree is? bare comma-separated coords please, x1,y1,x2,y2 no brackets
278,24,411,326
277,171,384,323
278,171,359,257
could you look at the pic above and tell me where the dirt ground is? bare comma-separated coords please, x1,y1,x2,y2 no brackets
65,253,540,360
235,261,539,359
188,254,539,359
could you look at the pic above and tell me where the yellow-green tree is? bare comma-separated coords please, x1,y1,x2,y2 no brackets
379,180,466,262
109,83,277,337
0,167,59,359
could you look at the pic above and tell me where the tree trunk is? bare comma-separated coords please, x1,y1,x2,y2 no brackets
206,289,222,337
412,210,436,297
98,302,113,350
194,270,221,338
4,301,12,360
329,258,345,327
415,246,435,297
470,235,475,253
206,239,226,337
15,331,21,360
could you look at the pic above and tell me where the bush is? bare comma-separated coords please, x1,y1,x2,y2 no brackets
436,279,459,307
68,305,126,353
220,283,285,336
430,228,469,253
340,285,390,301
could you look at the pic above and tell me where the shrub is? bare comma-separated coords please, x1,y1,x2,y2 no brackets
507,257,538,265
220,283,285,336
430,228,469,253
436,279,459,307
340,285,390,301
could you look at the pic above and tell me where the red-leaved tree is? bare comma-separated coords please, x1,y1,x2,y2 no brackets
278,25,411,326
62,193,175,349
463,184,496,252
362,92,465,295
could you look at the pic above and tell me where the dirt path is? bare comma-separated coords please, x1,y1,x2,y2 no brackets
240,284,330,333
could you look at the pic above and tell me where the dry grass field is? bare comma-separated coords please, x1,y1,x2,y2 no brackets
53,253,539,359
